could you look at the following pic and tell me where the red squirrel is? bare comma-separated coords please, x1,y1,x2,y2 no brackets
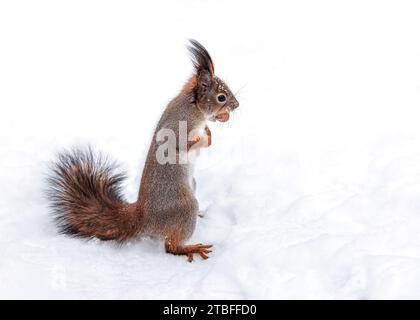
47,40,239,262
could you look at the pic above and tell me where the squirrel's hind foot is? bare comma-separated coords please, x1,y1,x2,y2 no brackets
165,241,213,262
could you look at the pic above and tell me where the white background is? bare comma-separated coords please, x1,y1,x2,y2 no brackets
1,0,420,299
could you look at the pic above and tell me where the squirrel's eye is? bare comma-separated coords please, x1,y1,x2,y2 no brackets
217,94,226,103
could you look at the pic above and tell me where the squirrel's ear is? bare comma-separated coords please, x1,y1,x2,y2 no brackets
197,70,212,98
188,39,214,77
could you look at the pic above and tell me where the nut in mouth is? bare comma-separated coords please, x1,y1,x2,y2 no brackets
213,106,230,123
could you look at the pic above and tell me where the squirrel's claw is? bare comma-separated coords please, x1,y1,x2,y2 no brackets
185,244,213,262
166,241,213,262
188,245,212,262
187,253,194,262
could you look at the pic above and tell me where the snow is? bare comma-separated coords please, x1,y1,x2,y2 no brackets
1,0,420,299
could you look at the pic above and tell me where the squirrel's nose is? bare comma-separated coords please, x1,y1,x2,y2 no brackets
231,100,239,110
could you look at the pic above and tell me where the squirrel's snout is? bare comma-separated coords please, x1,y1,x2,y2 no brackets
230,100,239,111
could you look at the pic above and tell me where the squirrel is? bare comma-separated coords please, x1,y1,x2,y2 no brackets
47,40,239,262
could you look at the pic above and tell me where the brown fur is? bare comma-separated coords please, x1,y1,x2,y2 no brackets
46,40,239,261
47,147,142,242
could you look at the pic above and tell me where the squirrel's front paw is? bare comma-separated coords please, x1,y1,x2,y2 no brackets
192,135,201,144
204,125,212,147
188,128,211,150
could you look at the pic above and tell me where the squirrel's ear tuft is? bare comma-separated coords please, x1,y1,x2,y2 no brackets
188,39,214,77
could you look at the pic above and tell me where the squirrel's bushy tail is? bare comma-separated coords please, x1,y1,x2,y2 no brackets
46,147,140,242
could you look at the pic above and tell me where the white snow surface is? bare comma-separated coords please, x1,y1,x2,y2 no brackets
1,0,420,299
